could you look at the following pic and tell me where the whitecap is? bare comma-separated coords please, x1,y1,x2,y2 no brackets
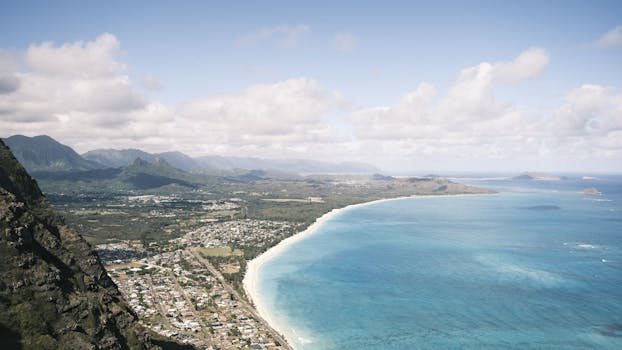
564,242,600,250
577,244,596,249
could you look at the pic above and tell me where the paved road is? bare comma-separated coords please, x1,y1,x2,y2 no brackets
189,248,294,350
166,263,215,347
144,274,174,329
145,266,215,349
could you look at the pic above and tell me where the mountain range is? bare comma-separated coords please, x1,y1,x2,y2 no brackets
82,149,200,172
29,156,210,192
2,135,379,175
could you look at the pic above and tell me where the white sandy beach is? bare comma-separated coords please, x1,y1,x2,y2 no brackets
242,197,407,347
242,193,490,348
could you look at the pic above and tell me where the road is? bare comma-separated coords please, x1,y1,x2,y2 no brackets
166,265,215,347
188,248,294,350
145,266,215,349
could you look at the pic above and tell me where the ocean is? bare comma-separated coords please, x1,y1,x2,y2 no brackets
255,176,622,349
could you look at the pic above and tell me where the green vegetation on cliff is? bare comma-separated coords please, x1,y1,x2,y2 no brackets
0,140,190,350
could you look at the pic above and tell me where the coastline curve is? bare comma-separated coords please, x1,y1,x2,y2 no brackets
242,193,492,348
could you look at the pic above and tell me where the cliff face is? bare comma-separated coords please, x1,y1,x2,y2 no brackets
0,140,155,350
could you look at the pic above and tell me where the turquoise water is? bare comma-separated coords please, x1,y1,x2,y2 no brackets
258,177,622,349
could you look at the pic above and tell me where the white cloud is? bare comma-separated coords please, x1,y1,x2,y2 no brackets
177,78,342,146
345,47,622,168
0,69,146,122
25,33,124,78
0,33,349,159
491,47,549,83
349,83,439,140
0,33,172,141
333,32,359,52
0,51,21,73
0,51,23,95
0,74,20,94
235,25,310,48
439,62,507,123
595,25,622,49
0,33,147,121
346,47,622,170
547,84,622,136
441,48,548,120
142,74,162,90
350,48,549,142
2,34,621,172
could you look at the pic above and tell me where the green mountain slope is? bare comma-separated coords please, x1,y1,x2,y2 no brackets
120,157,198,189
0,140,187,349
81,149,153,169
3,135,104,173
82,149,201,172
30,156,211,193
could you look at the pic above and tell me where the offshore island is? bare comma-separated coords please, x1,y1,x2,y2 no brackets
0,135,494,349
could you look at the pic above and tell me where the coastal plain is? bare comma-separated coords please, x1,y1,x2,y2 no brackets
37,166,492,349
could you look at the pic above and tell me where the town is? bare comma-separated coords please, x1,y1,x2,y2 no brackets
98,218,301,349
46,171,491,349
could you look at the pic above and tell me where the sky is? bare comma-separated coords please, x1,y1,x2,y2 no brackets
1,0,621,173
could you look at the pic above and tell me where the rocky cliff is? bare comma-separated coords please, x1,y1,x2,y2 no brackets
0,140,177,349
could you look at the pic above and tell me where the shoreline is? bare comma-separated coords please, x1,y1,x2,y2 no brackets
242,193,492,348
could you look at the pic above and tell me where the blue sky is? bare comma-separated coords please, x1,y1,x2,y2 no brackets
1,1,621,172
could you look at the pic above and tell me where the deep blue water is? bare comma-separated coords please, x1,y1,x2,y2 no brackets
258,176,622,349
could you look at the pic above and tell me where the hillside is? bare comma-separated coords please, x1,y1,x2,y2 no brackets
30,157,207,193
81,149,154,169
4,135,381,175
82,149,201,172
0,140,186,349
3,135,104,173
121,157,199,189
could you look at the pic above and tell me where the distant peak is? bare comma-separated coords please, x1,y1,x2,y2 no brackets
5,134,28,139
32,134,55,140
132,157,150,166
7,134,55,142
152,157,170,165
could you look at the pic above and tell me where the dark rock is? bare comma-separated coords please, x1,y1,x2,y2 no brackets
0,140,188,349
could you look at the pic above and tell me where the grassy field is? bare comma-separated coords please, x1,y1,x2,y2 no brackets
199,246,244,257
261,198,312,203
